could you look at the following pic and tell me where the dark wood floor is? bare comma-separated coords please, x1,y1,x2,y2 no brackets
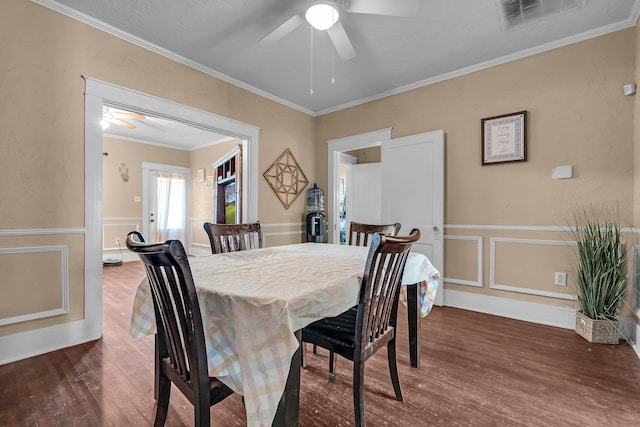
2,260,640,426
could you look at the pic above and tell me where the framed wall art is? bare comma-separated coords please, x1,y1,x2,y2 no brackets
481,111,527,165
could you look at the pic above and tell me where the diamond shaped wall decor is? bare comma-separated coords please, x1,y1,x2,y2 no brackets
263,148,309,210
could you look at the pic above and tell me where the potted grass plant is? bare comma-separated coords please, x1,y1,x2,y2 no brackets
572,209,627,344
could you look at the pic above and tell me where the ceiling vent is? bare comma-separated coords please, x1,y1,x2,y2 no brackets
498,0,587,30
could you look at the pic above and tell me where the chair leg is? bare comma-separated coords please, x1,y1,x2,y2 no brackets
328,350,336,382
193,396,210,427
153,371,171,427
302,343,307,368
387,339,403,401
154,335,160,401
353,353,365,427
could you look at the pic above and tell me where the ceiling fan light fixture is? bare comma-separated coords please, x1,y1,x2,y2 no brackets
305,4,339,30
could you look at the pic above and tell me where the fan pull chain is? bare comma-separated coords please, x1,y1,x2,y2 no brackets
331,48,336,85
309,27,314,95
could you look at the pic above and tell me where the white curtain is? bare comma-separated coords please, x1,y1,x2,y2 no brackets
153,172,186,242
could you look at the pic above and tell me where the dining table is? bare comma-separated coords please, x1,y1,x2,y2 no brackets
129,242,439,427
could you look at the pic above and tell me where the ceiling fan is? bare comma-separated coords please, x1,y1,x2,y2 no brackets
102,107,145,130
259,0,419,61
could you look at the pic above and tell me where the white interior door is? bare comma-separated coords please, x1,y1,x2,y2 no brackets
347,163,382,226
381,130,444,305
143,162,190,246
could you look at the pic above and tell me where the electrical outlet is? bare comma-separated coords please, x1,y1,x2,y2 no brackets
554,271,567,286
115,237,121,246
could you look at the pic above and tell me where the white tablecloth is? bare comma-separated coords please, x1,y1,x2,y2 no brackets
129,243,439,426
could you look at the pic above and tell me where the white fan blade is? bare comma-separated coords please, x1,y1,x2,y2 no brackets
109,118,135,129
348,0,419,17
327,21,356,61
111,112,145,120
259,13,304,46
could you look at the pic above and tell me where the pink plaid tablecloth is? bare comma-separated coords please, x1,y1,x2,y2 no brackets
129,243,438,427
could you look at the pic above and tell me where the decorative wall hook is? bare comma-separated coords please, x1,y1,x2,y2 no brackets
119,163,129,182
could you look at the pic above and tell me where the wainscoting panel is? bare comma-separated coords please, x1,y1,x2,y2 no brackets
0,245,69,326
490,237,578,300
444,235,482,287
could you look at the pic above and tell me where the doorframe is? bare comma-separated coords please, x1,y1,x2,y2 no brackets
326,128,391,243
84,76,260,341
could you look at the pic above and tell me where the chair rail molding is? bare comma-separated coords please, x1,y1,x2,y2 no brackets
0,228,85,236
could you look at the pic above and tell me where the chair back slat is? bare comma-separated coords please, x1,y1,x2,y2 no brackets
356,229,419,354
203,221,263,254
348,222,401,247
149,263,191,378
126,232,209,393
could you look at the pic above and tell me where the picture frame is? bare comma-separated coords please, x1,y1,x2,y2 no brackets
481,111,527,165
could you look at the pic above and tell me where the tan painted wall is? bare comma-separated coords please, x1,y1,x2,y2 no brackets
316,29,636,310
0,0,314,337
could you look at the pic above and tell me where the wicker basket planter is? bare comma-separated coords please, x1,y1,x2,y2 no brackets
575,311,619,344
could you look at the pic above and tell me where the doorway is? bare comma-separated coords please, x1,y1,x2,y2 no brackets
327,128,444,306
327,128,391,244
84,77,260,343
338,152,357,243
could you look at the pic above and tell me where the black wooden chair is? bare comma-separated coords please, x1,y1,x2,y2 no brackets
303,229,420,427
348,221,401,246
126,231,234,426
203,221,263,254
315,221,402,377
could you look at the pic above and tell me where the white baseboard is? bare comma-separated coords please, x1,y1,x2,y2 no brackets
443,289,577,329
0,318,101,365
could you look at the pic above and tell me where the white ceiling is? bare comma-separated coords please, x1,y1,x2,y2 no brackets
36,0,640,146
